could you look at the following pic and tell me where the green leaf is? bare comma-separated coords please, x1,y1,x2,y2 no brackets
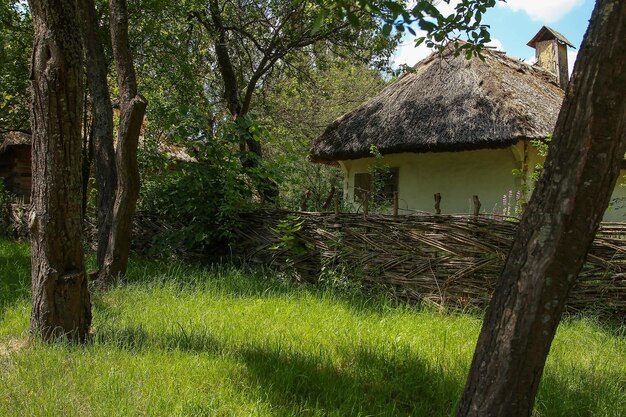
411,5,423,18
418,20,436,32
382,23,392,36
346,11,360,28
311,11,326,34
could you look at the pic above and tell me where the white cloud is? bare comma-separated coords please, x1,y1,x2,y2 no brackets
393,35,432,68
486,38,504,51
435,0,462,17
524,55,537,66
499,0,584,23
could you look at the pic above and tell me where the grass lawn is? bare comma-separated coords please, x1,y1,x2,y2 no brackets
1,238,625,417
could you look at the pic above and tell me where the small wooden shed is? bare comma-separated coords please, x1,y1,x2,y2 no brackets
0,132,32,201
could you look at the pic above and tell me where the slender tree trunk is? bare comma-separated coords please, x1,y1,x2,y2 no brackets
78,0,117,268
205,1,264,167
194,2,277,203
97,0,147,285
456,1,626,416
27,0,91,342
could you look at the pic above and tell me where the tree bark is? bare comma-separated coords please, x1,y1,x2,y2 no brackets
193,1,278,202
97,0,147,285
78,0,117,268
205,1,264,167
456,1,626,416
27,0,91,342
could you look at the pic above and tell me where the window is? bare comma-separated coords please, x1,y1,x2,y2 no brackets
354,172,371,202
354,168,398,203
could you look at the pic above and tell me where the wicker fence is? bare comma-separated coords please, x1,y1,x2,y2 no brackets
2,203,185,256
234,210,626,316
3,203,625,316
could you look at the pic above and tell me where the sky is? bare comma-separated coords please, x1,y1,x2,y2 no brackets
394,0,595,75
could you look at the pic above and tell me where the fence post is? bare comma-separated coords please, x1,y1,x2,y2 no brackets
393,191,398,218
473,195,481,216
434,193,441,214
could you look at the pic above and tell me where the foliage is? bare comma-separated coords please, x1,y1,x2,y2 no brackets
271,214,308,256
0,181,12,207
529,136,550,183
510,136,551,214
128,0,219,144
366,144,394,213
0,182,13,236
137,126,254,257
0,1,32,134
261,63,387,210
186,0,399,108
323,0,498,59
1,238,625,417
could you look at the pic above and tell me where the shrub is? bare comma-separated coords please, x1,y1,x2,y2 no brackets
138,132,254,258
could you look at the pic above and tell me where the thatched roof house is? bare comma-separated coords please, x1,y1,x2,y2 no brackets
311,44,564,163
310,28,626,221
0,131,30,153
0,132,32,200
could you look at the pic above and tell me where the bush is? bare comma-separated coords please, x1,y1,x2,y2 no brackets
138,134,254,258
0,181,13,236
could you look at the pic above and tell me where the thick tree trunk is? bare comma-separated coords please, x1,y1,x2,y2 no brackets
97,0,147,285
456,1,626,416
78,0,117,268
27,0,91,342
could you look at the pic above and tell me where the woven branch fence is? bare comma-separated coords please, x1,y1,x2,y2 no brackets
2,203,188,256
234,210,626,316
4,203,625,316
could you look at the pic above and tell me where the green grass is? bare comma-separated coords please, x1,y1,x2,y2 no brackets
1,239,624,417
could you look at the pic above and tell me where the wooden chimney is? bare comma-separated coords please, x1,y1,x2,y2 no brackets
527,26,575,90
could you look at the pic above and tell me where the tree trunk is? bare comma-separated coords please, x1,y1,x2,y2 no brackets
456,1,626,416
27,0,91,342
78,0,117,268
97,0,147,285
206,1,262,164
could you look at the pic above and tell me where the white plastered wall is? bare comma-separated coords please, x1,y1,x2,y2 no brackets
340,148,521,216
338,145,626,221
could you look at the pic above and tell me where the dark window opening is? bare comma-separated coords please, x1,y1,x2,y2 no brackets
354,168,398,203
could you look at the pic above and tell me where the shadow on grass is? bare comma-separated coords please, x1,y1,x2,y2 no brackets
92,322,462,417
239,342,625,417
238,344,462,417
536,369,626,417
0,239,31,316
93,322,222,355
90,317,625,417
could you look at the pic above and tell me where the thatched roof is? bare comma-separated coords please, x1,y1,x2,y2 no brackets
0,132,31,155
310,45,565,163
